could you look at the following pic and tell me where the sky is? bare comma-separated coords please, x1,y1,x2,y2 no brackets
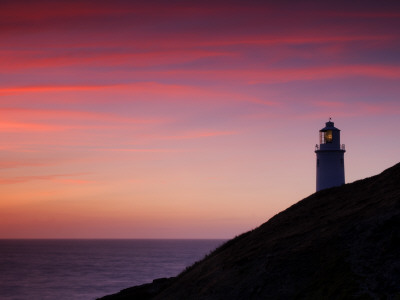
1,0,400,239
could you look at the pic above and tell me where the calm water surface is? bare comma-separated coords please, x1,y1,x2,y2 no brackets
0,239,225,300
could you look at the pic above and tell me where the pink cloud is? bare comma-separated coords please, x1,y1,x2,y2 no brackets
0,160,47,169
0,173,91,185
0,85,106,95
110,65,399,85
0,34,394,74
161,130,238,140
94,148,181,153
0,49,236,71
221,65,400,83
0,121,62,132
0,82,277,108
357,102,400,115
0,107,167,133
91,130,238,151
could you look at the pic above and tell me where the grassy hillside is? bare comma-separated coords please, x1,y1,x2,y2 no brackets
101,162,400,300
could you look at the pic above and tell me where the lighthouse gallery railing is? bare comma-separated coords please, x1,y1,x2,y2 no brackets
315,144,345,151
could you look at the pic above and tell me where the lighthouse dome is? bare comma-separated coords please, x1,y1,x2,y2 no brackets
319,121,340,132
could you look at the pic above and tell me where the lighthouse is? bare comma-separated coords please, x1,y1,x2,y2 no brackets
315,118,346,191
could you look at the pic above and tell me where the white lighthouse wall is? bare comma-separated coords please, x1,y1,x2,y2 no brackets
316,151,345,191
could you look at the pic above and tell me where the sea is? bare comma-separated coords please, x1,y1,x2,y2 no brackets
0,239,225,300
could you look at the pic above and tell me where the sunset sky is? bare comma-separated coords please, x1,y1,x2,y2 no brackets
1,0,400,238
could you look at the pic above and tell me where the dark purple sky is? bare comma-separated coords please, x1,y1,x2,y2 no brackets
1,0,399,238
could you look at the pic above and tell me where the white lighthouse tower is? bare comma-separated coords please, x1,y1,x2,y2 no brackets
315,118,346,191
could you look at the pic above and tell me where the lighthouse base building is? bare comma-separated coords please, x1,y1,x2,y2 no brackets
315,119,346,192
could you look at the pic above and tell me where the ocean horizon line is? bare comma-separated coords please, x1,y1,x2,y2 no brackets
0,237,228,240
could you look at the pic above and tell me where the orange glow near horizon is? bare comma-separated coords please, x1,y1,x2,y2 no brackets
1,0,400,238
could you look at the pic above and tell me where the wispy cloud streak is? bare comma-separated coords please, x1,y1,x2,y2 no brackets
1,0,399,238
0,173,91,185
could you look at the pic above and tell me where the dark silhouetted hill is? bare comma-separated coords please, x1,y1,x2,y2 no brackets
100,163,400,299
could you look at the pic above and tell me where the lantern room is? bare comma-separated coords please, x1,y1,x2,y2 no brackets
320,129,333,144
317,119,341,149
